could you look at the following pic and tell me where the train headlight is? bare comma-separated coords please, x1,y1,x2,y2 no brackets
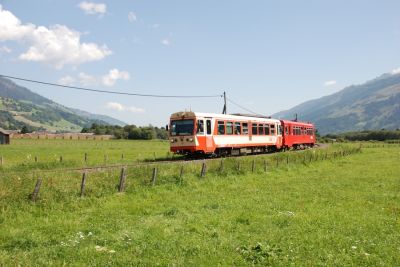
170,139,174,143
189,138,194,142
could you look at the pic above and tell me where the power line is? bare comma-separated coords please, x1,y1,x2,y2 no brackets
226,97,264,116
0,74,223,98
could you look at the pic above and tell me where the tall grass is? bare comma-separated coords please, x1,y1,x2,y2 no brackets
1,143,399,265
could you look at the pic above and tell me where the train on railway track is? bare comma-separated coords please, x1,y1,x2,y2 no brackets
167,111,316,157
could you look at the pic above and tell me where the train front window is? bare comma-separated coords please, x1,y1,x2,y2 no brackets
170,119,194,136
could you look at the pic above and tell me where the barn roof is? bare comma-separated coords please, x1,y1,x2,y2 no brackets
0,128,10,135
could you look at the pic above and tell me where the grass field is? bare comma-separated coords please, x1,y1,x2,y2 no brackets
0,140,399,266
0,139,171,171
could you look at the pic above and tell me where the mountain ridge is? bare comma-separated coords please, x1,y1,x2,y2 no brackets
0,77,126,132
273,73,400,134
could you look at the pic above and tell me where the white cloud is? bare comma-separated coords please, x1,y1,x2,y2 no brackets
19,25,112,68
102,68,130,87
58,75,75,86
128,12,137,23
106,102,144,113
324,80,337,86
391,67,400,75
0,5,35,41
0,45,11,53
161,38,170,46
78,2,106,15
63,69,130,87
78,72,98,86
0,5,112,68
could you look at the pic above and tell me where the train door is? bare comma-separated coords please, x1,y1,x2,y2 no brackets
276,123,283,149
205,118,214,153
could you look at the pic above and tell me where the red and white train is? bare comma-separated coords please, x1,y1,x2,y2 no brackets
168,111,315,156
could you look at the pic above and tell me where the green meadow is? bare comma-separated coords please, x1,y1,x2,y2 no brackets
0,140,399,266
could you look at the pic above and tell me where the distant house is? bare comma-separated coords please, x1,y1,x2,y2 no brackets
0,128,10,145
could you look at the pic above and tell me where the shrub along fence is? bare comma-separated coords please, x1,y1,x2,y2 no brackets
9,145,364,203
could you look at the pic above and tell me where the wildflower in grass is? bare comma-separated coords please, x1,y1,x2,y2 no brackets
279,211,295,216
77,232,85,239
95,245,107,252
351,246,357,250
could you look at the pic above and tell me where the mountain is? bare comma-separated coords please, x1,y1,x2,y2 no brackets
70,108,126,126
273,73,400,134
0,77,126,132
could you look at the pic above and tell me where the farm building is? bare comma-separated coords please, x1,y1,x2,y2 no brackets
0,128,10,145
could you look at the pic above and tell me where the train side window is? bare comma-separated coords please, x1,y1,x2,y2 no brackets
264,124,269,135
278,125,283,135
252,123,258,135
235,122,241,134
226,122,233,135
270,124,275,135
285,126,289,135
206,120,212,135
258,124,264,135
196,120,204,135
242,123,248,134
217,121,225,135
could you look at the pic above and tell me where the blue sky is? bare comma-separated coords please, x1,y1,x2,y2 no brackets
1,0,399,126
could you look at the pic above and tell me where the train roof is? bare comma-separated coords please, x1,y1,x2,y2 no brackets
170,111,281,123
280,120,314,127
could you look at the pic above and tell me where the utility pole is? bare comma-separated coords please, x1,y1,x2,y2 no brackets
222,91,227,114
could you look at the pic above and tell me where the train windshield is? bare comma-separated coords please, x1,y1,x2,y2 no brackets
170,119,194,136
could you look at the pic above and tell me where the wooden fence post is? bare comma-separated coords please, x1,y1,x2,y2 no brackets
286,156,289,165
264,159,267,172
30,178,42,202
179,165,184,184
237,160,241,172
151,167,157,186
59,156,63,163
118,167,127,192
276,158,279,168
84,153,88,163
80,172,87,197
121,153,124,160
219,159,224,173
35,156,38,163
200,162,207,177
252,159,256,173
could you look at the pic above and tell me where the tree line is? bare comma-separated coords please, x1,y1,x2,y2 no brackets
323,129,400,141
81,123,168,140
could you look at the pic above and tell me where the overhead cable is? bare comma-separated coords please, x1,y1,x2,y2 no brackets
0,74,223,98
226,97,264,116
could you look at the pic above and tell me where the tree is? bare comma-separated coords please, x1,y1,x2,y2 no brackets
21,125,31,134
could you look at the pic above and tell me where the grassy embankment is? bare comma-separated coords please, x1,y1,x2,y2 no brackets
0,140,399,266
